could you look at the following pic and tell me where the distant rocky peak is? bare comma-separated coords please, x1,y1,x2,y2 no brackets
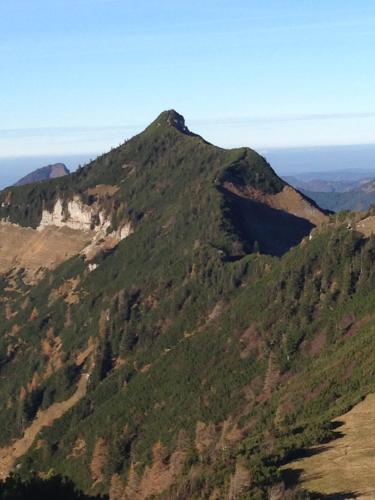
14,163,70,186
48,163,70,178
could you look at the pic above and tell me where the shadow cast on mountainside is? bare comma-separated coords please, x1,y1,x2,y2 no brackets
284,444,336,462
281,423,345,465
282,468,359,499
0,474,108,500
310,493,360,499
222,189,315,257
280,418,362,499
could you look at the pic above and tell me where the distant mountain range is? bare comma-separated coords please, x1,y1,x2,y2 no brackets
301,189,375,212
284,176,359,193
265,144,375,177
14,163,70,186
285,171,375,211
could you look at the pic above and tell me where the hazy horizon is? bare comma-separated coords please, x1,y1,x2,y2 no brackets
1,1,375,158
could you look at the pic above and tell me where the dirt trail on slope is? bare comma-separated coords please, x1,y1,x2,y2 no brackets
284,394,375,498
0,373,89,479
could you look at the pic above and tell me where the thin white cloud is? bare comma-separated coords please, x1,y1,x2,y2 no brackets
2,111,375,137
192,112,375,127
0,111,374,156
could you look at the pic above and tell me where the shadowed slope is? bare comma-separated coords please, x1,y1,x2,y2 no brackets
221,189,315,256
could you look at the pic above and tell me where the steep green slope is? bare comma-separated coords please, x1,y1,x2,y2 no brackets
2,111,363,499
4,218,375,498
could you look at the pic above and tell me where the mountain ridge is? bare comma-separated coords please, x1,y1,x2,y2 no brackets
0,110,326,257
1,111,372,499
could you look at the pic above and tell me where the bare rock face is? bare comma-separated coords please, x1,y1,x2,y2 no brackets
38,195,133,260
38,197,97,232
151,109,191,134
0,187,133,283
14,163,70,186
39,198,88,231
165,109,189,133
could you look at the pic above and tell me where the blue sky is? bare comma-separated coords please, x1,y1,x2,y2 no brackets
1,0,375,157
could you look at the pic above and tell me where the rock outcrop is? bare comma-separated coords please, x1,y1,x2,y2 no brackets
38,197,101,232
0,190,133,283
38,195,133,261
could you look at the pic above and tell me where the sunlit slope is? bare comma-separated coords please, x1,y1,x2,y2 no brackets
284,394,375,498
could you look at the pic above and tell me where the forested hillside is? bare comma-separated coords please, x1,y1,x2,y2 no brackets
1,112,374,498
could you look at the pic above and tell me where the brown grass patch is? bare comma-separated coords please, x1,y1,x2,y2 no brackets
123,441,187,499
86,184,119,198
0,223,91,283
48,276,81,306
69,437,87,459
239,324,263,359
90,437,108,486
309,330,327,356
283,394,375,497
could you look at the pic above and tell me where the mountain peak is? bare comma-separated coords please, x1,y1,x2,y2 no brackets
14,163,70,187
152,109,190,134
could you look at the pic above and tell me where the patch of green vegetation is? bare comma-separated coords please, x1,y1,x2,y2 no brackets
220,148,285,194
